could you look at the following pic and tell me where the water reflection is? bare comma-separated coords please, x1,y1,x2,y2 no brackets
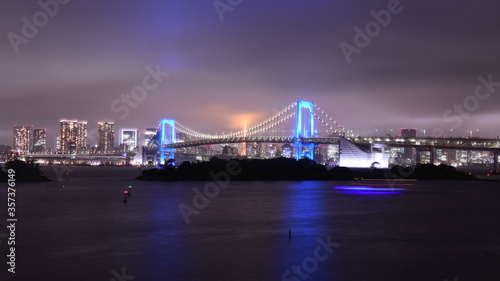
10,167,500,281
281,181,337,280
336,191,403,195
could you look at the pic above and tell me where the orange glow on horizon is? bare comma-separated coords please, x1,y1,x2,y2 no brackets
227,113,266,132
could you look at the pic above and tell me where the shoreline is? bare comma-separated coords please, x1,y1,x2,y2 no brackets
136,158,482,182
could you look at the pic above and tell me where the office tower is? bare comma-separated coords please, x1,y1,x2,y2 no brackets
144,128,157,147
13,125,34,153
33,129,47,153
401,128,417,138
97,121,115,153
120,129,138,152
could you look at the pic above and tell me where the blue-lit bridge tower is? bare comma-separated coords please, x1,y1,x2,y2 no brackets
157,100,319,164
294,100,316,160
159,119,176,165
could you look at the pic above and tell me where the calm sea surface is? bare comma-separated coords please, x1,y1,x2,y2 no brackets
1,166,500,281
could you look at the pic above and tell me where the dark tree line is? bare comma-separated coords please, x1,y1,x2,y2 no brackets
138,157,477,181
0,160,50,182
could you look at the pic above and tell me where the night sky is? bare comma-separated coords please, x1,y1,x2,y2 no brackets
2,0,500,147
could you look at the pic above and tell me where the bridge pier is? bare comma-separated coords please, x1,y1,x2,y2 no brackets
415,148,421,164
294,100,316,160
159,119,177,165
494,150,499,170
429,148,435,165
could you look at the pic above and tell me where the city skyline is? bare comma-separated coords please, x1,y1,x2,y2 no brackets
5,109,497,150
9,120,148,151
2,1,500,145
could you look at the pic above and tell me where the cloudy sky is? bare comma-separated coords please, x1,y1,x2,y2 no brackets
1,0,500,147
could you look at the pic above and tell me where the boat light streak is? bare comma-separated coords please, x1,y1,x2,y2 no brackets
334,186,406,191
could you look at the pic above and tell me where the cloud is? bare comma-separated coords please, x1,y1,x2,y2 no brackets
2,0,500,145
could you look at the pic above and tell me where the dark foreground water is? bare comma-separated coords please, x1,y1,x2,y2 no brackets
1,166,500,281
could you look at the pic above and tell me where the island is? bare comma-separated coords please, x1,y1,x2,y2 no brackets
137,157,478,181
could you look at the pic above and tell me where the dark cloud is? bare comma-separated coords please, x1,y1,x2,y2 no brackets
1,0,500,147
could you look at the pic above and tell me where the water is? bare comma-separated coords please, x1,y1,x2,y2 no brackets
1,166,500,281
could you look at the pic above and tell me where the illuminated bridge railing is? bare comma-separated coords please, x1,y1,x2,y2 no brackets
162,137,339,149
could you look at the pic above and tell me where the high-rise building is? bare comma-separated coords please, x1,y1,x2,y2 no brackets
33,129,47,153
60,120,78,153
78,121,88,153
60,120,87,154
60,120,88,154
97,121,115,153
144,128,158,147
13,125,34,153
120,129,138,152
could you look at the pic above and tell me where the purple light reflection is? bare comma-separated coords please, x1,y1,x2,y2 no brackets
334,186,406,191
336,191,403,195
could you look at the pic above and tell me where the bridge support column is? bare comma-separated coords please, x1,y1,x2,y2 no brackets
294,100,316,160
415,148,421,164
159,119,177,165
494,150,499,170
429,148,435,165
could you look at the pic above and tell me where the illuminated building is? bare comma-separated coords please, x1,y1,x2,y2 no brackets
247,142,263,158
326,144,339,165
314,146,324,164
120,129,138,152
281,143,292,158
97,121,115,153
338,137,389,168
13,125,33,153
78,121,88,153
33,129,47,153
144,128,158,147
222,145,235,156
60,120,87,154
56,135,61,152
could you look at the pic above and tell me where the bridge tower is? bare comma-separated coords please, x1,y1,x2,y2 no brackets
294,100,316,160
159,119,176,165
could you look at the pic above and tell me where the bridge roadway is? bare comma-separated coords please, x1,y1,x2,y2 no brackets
163,136,499,169
23,154,127,162
348,136,500,148
162,136,500,150
162,137,340,148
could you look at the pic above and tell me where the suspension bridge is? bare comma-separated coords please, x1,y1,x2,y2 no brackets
148,100,390,167
146,99,500,169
